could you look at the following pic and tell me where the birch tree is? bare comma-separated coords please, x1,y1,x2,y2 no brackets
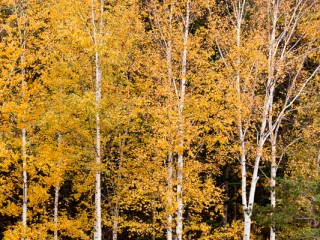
90,1,104,238
216,1,264,238
17,0,27,238
264,1,320,238
147,1,190,238
0,0,52,238
176,2,189,239
215,0,320,238
0,0,319,238
53,131,61,240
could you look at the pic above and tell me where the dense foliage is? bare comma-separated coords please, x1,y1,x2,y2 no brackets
0,0,319,239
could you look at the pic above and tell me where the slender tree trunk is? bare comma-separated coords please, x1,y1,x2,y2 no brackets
233,0,277,236
94,51,102,240
21,48,27,240
243,212,251,240
176,2,189,240
167,153,173,240
91,0,103,238
232,1,251,239
243,39,276,240
267,94,277,240
22,126,27,240
20,1,27,237
243,96,271,239
113,131,126,240
54,132,61,240
268,2,278,238
244,123,269,239
53,173,60,240
270,137,276,240
112,203,118,240
176,155,183,239
112,163,119,240
166,26,173,240
165,5,174,237
233,0,271,235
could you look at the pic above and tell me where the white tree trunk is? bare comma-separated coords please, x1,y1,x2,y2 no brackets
20,2,27,236
54,132,61,240
112,203,118,240
112,131,126,240
233,2,276,238
166,24,173,240
167,153,173,240
94,51,102,240
270,140,276,240
176,153,183,240
243,212,251,240
22,127,27,240
91,0,103,239
242,96,271,240
232,1,252,239
176,2,189,240
268,2,278,238
230,0,319,238
54,178,60,240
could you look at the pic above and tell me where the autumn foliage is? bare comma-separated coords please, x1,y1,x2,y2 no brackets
0,0,319,239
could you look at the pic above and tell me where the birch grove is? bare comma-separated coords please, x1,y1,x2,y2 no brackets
215,0,320,238
0,0,319,239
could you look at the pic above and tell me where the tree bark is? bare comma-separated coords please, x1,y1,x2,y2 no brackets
22,127,27,240
176,2,189,240
232,1,252,239
91,0,103,239
94,50,102,240
54,132,61,240
166,11,173,238
270,138,276,240
21,47,27,240
268,2,278,238
167,153,173,240
20,1,27,238
243,212,251,240
112,203,118,240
